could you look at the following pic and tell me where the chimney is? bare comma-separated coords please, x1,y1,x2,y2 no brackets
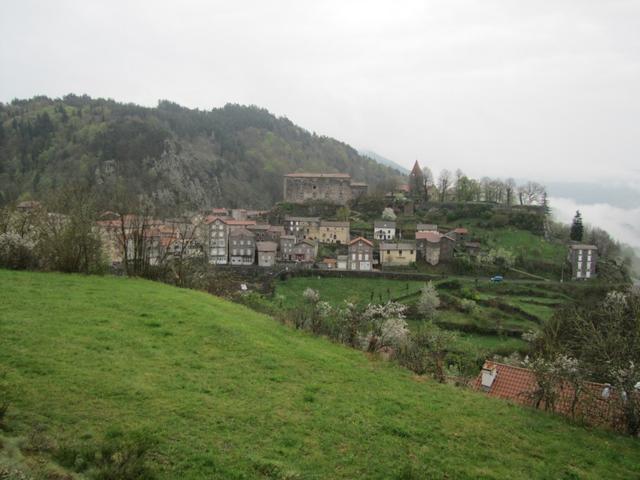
481,365,497,390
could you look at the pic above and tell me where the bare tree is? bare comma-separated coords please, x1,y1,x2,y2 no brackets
505,178,516,206
422,166,434,201
437,169,452,202
518,181,546,205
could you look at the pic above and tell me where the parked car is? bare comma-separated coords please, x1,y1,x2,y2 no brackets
490,275,504,283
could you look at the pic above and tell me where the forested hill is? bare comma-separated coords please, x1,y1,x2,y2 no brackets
0,95,402,210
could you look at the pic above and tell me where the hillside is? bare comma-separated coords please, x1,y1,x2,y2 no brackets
1,270,639,479
0,96,401,210
359,149,410,175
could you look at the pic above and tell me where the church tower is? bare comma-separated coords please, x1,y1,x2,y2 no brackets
409,160,424,196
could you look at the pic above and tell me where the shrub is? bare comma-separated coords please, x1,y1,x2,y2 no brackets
459,298,478,314
0,233,38,270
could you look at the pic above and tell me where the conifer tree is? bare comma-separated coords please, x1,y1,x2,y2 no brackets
570,210,584,241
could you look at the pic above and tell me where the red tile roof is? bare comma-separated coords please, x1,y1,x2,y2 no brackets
348,236,373,247
473,361,627,430
415,231,442,242
453,227,469,234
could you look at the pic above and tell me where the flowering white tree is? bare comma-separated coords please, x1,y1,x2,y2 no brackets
361,302,408,352
417,282,440,320
381,207,396,221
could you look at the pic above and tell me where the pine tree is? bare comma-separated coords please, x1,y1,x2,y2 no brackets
570,210,584,241
542,191,550,216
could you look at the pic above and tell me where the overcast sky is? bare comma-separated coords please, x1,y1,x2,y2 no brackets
1,0,639,186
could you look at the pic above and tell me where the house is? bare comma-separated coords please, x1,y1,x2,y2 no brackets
284,216,320,241
256,241,278,267
279,235,296,261
473,360,628,430
567,244,598,280
374,220,396,241
247,224,271,242
320,258,338,270
439,234,456,262
348,237,374,271
415,231,442,266
291,239,317,263
225,219,257,232
380,242,416,267
265,225,285,243
337,255,348,270
416,223,438,232
228,228,255,265
317,221,350,245
448,227,469,241
205,216,230,264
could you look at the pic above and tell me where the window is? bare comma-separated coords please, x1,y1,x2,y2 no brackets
358,253,363,261
410,250,414,254
352,253,356,261
387,250,390,255
364,254,369,261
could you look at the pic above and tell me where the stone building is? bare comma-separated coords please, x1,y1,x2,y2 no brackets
229,228,256,265
283,173,367,205
247,224,271,242
292,239,317,263
205,216,230,264
279,235,296,261
567,244,598,280
439,234,456,263
380,242,416,267
256,241,278,267
284,216,320,241
317,221,350,244
348,237,373,271
416,231,442,266
265,225,285,243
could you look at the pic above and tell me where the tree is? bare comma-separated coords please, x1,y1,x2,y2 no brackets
570,210,584,242
437,169,452,202
422,166,434,201
417,281,440,320
505,178,516,206
397,322,456,382
381,207,396,221
336,206,350,221
361,302,408,352
518,181,546,206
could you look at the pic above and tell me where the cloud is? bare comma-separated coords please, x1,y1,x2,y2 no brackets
550,196,640,248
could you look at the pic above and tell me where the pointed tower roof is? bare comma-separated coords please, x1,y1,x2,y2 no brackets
411,160,422,177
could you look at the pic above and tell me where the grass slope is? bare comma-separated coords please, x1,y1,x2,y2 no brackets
1,270,639,479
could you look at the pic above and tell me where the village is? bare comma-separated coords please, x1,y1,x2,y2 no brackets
91,165,598,281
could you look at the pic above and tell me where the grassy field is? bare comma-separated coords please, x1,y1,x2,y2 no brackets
2,270,639,479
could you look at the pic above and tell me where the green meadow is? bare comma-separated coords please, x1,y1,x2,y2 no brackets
1,270,639,479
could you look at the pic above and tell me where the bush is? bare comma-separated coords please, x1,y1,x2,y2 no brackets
459,298,478,314
0,233,38,270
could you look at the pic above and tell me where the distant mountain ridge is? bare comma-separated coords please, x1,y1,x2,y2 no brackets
359,149,410,175
0,95,402,210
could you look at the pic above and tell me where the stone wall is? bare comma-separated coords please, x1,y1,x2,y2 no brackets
284,176,353,205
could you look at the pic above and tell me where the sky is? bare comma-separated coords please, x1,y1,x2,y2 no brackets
1,1,640,218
